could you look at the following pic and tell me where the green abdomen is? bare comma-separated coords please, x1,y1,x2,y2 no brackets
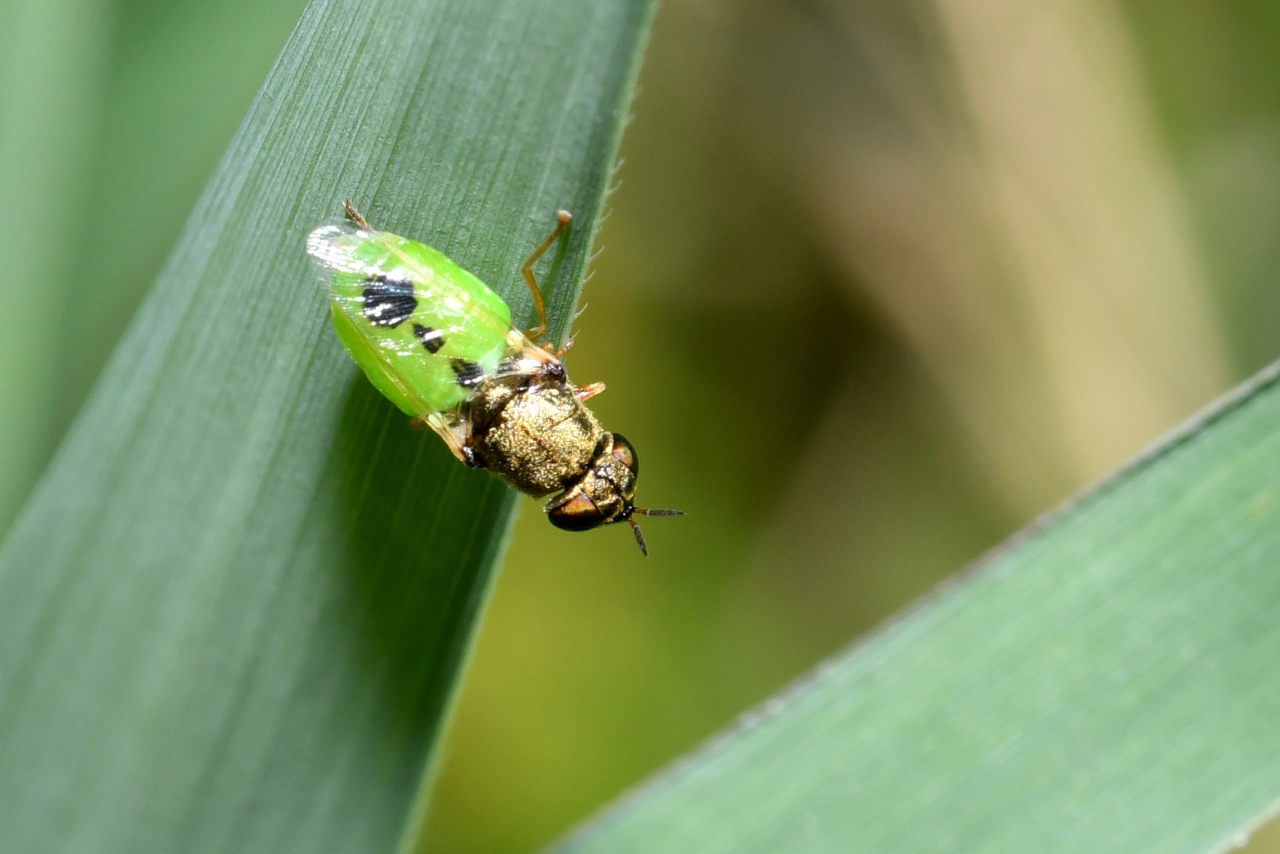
328,231,514,415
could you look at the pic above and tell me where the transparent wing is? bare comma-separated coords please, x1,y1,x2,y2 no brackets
306,222,380,277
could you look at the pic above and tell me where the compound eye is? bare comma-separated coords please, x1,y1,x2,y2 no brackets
547,491,606,531
609,433,639,476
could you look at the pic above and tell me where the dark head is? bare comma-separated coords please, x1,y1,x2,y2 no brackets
544,433,682,555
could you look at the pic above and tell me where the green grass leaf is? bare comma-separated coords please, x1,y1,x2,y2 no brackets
0,0,113,531
555,363,1280,853
0,0,310,540
0,0,654,851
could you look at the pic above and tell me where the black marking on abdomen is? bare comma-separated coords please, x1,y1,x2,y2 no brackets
451,358,485,388
413,323,445,353
362,276,417,327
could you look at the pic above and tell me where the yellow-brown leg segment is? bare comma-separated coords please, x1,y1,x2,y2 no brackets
555,337,576,359
521,209,572,343
576,382,606,402
343,199,372,231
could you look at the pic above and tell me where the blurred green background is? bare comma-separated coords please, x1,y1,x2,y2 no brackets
5,0,1280,851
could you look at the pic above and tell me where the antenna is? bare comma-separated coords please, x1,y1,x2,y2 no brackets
627,508,685,556
627,517,649,556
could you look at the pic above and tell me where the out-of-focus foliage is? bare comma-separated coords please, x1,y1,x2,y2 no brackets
423,1,1280,852
1124,1,1280,374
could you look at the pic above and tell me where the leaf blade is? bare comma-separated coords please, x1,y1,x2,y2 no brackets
0,1,655,851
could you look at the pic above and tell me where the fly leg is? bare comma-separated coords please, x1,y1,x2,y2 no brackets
521,210,572,345
576,382,606,402
343,200,372,231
